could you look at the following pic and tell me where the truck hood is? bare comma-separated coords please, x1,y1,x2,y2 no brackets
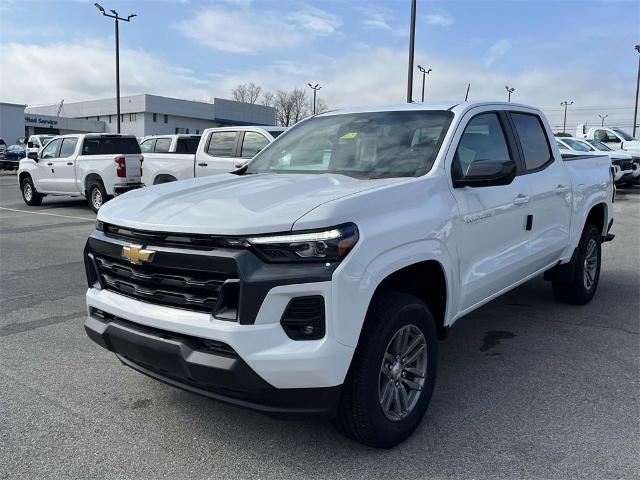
97,173,401,235
622,140,640,152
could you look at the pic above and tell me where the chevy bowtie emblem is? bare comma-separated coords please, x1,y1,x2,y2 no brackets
121,244,155,265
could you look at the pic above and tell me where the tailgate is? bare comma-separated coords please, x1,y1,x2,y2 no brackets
123,153,142,180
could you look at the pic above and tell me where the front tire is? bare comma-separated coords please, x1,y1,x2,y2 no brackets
21,176,43,206
552,224,601,305
334,291,438,448
88,181,108,213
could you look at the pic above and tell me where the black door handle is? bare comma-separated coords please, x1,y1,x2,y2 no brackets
47,162,53,166
197,162,208,167
67,162,73,166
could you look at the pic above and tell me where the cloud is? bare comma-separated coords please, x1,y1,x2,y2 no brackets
485,39,511,67
425,12,453,27
176,4,341,54
359,6,405,36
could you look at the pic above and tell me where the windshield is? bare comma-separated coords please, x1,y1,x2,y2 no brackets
245,110,454,179
612,129,635,141
586,139,611,151
563,138,592,152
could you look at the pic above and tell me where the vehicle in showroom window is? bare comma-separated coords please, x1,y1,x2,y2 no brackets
84,101,614,448
18,133,144,212
140,127,286,186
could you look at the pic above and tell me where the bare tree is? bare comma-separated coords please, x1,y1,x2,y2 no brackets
231,82,262,104
260,90,275,107
290,88,311,124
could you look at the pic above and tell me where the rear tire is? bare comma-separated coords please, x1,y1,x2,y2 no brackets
88,181,108,213
334,291,438,448
552,224,601,305
21,176,43,206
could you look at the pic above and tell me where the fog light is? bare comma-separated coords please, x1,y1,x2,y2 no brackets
280,296,325,340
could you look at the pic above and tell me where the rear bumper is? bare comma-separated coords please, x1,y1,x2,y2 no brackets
85,312,341,417
113,183,144,196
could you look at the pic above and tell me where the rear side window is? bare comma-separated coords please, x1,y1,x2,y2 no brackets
59,138,78,158
510,113,552,171
140,139,155,153
176,137,200,154
154,138,172,153
240,132,269,158
206,132,236,157
82,137,141,155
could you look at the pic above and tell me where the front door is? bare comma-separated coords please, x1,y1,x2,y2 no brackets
447,110,534,314
36,138,61,191
195,131,238,177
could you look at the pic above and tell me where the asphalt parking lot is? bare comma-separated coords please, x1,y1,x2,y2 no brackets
0,173,638,479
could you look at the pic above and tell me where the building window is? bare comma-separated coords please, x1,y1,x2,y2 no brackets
108,115,112,124
97,116,100,122
153,113,157,122
121,114,124,123
196,129,200,134
129,113,137,122
186,128,190,134
164,114,168,124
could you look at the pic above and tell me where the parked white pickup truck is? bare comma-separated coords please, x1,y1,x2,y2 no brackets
18,133,143,212
25,134,55,158
576,125,640,152
140,127,286,185
84,102,614,448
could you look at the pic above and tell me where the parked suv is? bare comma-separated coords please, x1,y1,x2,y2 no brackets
18,134,143,212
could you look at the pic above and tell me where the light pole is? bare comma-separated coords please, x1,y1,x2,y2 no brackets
633,44,640,137
307,83,322,115
505,86,515,102
417,65,432,102
598,114,608,127
560,100,574,134
407,0,417,103
94,3,136,134
465,83,471,101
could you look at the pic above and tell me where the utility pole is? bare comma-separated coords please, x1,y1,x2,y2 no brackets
633,44,640,137
95,3,136,134
417,65,432,102
407,0,417,103
560,100,574,134
505,86,515,102
598,114,608,127
307,83,322,115
465,83,471,101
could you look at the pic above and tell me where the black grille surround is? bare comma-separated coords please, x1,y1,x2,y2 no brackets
84,229,338,324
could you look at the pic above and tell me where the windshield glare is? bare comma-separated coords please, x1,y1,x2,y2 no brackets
586,139,611,151
563,138,592,152
612,129,635,141
245,110,454,179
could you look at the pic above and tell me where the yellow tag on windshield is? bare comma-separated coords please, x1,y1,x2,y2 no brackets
340,132,358,140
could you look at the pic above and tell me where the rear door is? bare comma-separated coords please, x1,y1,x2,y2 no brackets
52,137,80,193
447,109,534,313
195,130,239,177
508,111,571,269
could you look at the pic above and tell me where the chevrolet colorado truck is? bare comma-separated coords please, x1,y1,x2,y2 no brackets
140,127,286,186
18,133,143,212
84,102,614,448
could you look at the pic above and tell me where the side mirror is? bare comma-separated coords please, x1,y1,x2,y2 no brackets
27,142,36,149
453,160,516,188
28,152,39,161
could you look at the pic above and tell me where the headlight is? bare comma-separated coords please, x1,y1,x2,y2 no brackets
96,220,104,231
247,223,359,263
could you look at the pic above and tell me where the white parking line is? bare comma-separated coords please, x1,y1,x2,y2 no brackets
0,206,95,222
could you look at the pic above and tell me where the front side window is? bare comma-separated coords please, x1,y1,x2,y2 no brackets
154,138,172,153
241,132,269,158
246,110,453,179
59,138,78,158
41,138,61,159
510,113,552,171
206,132,237,157
140,139,155,153
452,113,512,178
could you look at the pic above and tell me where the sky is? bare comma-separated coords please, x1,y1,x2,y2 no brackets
0,0,638,132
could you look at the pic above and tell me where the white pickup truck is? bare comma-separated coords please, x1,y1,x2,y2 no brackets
18,133,143,212
140,127,286,185
25,134,55,158
576,125,640,152
83,101,614,448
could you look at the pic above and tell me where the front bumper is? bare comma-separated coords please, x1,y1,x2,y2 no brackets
85,311,341,417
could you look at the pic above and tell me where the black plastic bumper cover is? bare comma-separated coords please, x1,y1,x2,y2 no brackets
84,314,341,417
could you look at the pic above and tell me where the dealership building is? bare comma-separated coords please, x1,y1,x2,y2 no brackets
0,95,276,144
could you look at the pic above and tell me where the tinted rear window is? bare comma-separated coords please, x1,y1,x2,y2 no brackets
176,137,200,154
510,113,552,171
82,136,141,155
